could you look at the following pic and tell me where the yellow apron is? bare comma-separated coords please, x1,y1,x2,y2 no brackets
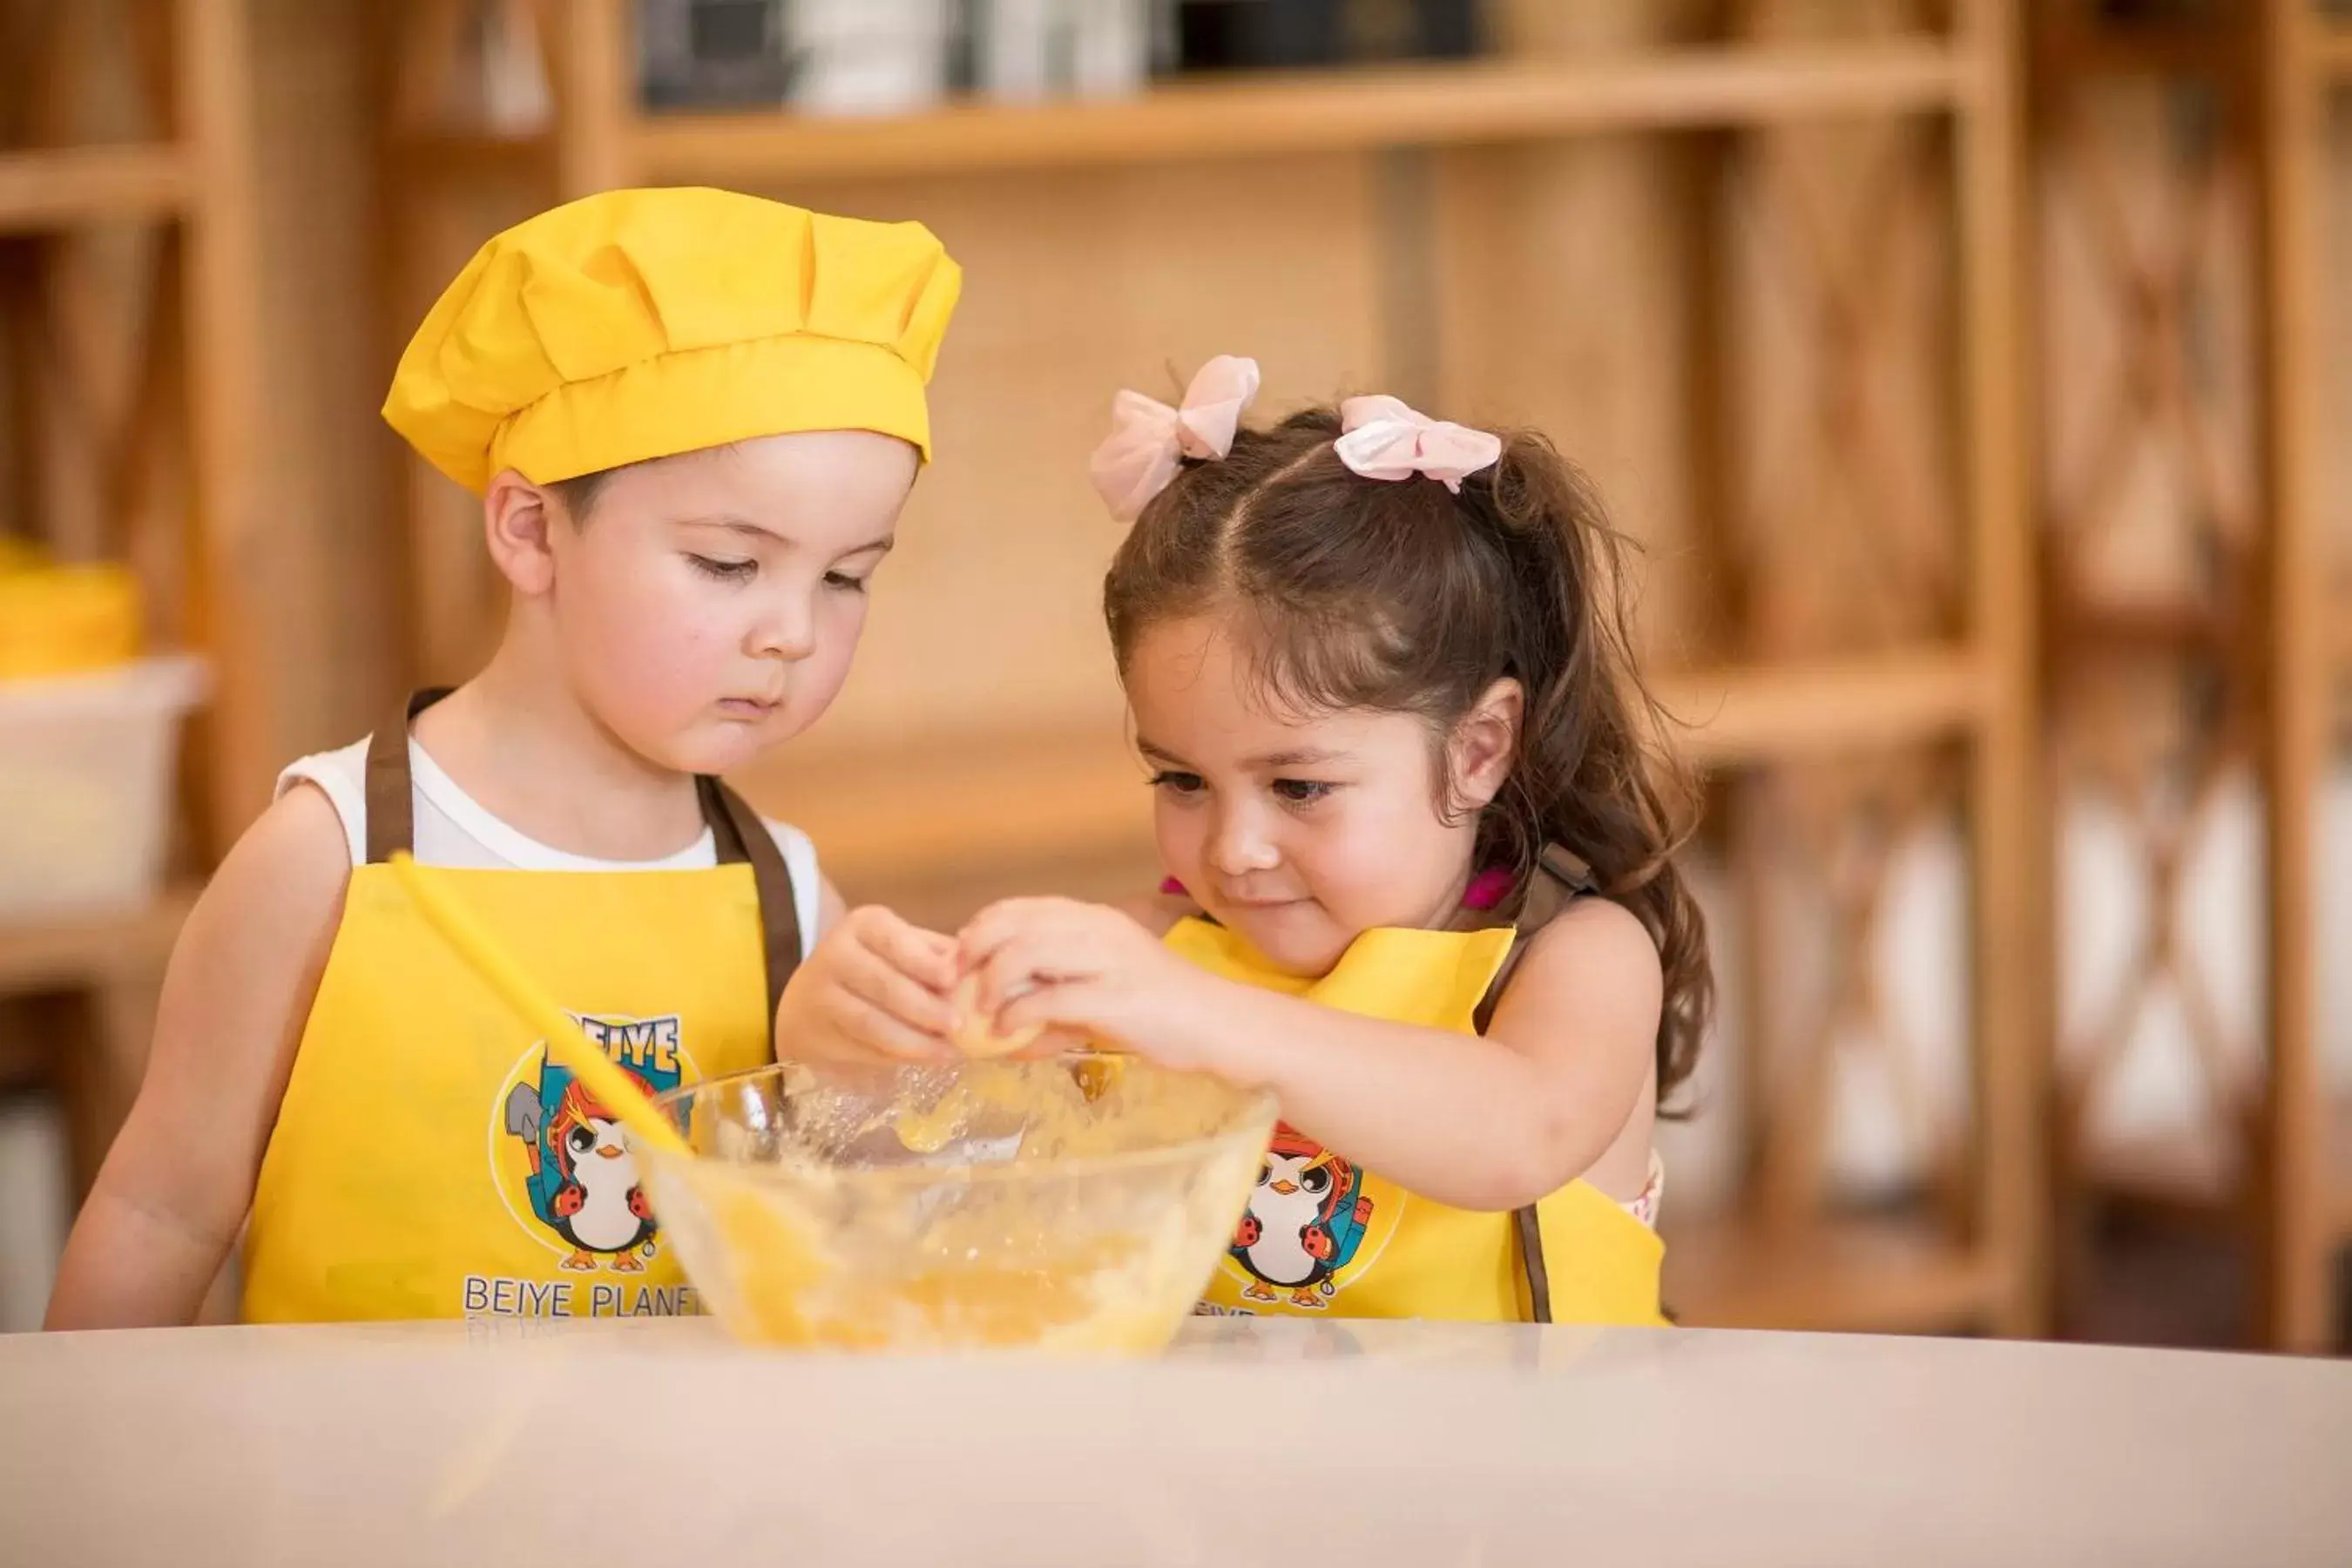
240,692,801,1323
1172,850,1667,1327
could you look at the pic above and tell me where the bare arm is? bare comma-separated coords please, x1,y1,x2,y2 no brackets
964,897,1661,1212
45,787,349,1328
1185,902,1660,1208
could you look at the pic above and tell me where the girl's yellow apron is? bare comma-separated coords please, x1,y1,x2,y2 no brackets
240,692,799,1323
1172,848,1667,1327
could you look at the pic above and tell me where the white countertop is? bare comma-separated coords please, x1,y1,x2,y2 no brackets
3,1316,2347,1565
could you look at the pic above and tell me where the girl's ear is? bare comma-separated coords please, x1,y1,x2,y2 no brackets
483,470,559,597
1450,677,1523,812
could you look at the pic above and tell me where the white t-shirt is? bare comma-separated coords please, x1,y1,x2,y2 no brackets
276,737,822,961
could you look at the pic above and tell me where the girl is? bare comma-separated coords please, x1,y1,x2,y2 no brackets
48,188,971,1328
960,358,1713,1324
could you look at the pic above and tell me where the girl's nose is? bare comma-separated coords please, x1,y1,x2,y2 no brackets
1208,801,1281,877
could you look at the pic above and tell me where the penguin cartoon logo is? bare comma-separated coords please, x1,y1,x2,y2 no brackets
492,1014,689,1268
1229,1127,1375,1308
538,1078,657,1272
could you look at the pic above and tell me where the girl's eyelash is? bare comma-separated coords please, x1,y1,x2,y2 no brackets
822,570,869,594
1148,770,1331,806
687,554,757,582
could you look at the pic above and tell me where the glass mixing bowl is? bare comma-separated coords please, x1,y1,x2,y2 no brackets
641,1055,1275,1354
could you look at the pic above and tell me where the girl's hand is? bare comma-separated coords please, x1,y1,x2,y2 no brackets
774,906,960,1062
956,898,1209,1067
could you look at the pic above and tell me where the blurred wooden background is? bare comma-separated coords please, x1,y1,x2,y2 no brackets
3,0,2349,1348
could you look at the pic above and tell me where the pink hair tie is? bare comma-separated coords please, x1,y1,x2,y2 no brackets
1461,867,1517,911
1088,355,1261,522
1333,394,1501,493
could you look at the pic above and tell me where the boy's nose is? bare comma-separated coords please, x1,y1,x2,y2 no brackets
749,597,817,660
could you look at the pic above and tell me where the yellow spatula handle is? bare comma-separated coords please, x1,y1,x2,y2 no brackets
388,853,692,1159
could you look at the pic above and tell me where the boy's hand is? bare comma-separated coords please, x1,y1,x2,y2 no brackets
956,898,1205,1066
774,906,959,1062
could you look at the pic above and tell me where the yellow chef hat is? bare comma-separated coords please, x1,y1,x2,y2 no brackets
384,186,962,494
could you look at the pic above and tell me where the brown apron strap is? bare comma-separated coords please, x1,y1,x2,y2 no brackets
1470,844,1594,1032
1471,843,1597,1327
1514,1205,1553,1325
364,688,454,864
696,775,803,1034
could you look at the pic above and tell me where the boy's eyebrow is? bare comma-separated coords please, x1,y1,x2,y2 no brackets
677,513,782,541
1135,739,1189,767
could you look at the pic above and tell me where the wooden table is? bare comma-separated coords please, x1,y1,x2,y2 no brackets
3,1317,2346,1565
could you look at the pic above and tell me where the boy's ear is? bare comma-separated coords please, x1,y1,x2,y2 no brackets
483,470,558,596
1450,677,1523,812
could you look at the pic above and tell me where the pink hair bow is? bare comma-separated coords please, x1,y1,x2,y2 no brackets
1088,355,1261,522
1333,395,1501,492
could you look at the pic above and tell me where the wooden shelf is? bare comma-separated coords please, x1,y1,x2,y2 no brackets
2032,22,2247,83
0,888,197,996
737,726,1149,889
2047,594,2240,656
628,40,1966,184
2076,1120,2247,1239
739,647,1988,892
2080,1098,2352,1248
2318,26,2352,84
1658,647,1988,767
0,145,192,234
1664,1210,2001,1333
390,132,555,177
